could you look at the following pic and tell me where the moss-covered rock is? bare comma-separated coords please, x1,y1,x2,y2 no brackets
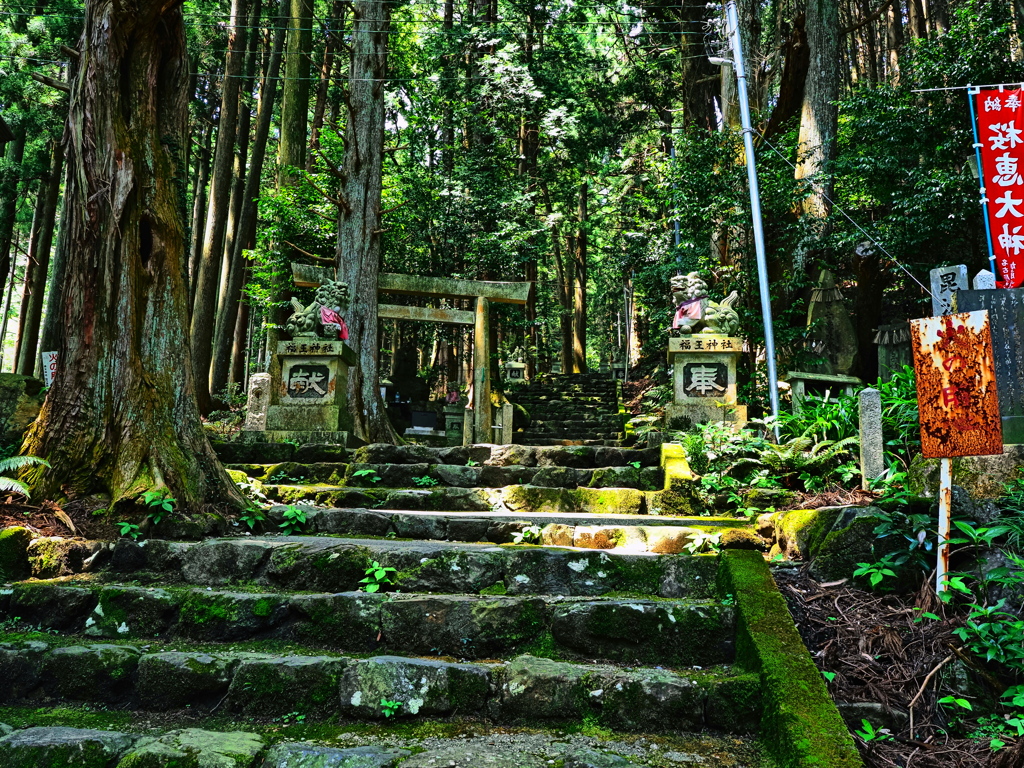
136,652,240,711
908,446,1024,500
116,728,264,768
227,656,348,717
10,583,98,632
176,591,289,641
0,527,32,582
83,586,177,639
0,640,49,700
287,592,383,651
263,543,372,592
809,510,900,584
717,550,861,768
719,528,767,551
650,478,702,516
771,507,844,561
41,644,141,704
381,595,547,659
550,599,735,666
261,743,411,768
26,537,110,579
0,726,134,768
0,374,45,445
338,656,489,719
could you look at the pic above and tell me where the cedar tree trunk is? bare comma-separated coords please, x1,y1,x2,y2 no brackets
23,0,244,511
336,0,399,443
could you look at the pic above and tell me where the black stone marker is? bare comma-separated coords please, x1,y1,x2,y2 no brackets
955,288,1024,444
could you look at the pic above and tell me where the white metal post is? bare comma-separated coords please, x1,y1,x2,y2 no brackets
724,1,781,434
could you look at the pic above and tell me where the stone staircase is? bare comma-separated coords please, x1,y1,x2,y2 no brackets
509,372,628,446
0,439,863,767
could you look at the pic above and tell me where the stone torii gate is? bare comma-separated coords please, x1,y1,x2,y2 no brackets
292,264,531,443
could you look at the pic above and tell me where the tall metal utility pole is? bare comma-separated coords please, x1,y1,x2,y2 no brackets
722,0,781,433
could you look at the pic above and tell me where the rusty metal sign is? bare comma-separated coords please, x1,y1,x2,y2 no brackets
910,310,1003,458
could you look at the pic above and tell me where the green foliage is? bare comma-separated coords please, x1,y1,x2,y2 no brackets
360,560,397,593
683,530,721,555
854,719,893,743
239,507,265,531
141,490,175,526
278,506,307,536
380,698,402,718
511,525,542,545
0,455,50,498
412,475,438,487
117,522,141,541
353,469,381,484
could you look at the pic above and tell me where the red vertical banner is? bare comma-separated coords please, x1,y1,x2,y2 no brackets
975,87,1024,289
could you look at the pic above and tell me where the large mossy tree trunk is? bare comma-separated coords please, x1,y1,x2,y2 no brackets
23,0,244,511
336,0,399,443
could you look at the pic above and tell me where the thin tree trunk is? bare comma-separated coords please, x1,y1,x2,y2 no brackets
23,0,243,510
217,0,288,392
14,177,49,370
190,0,249,414
0,129,26,302
886,2,902,82
16,142,63,376
187,121,213,309
310,0,346,168
211,0,262,398
336,0,398,443
572,180,587,374
794,0,840,272
278,0,313,182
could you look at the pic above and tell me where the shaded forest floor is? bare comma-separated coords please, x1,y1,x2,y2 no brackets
777,568,1021,768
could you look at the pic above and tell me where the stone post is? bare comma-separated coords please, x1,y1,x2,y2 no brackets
858,387,885,489
243,373,272,431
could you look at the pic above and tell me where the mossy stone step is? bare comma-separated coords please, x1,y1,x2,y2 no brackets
258,506,747,545
28,536,720,597
0,639,758,733
1,583,735,664
262,484,663,515
0,722,767,767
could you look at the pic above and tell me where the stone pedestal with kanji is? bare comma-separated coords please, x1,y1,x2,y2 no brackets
665,335,747,428
242,339,358,445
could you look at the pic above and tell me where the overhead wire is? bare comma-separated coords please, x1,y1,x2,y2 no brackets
754,130,934,299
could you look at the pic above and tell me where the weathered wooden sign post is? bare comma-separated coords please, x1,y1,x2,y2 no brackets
909,310,1003,594
293,264,531,444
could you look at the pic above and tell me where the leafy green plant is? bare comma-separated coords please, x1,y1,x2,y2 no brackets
466,459,480,467
353,469,382,484
628,461,642,469
380,698,402,717
854,719,893,742
683,530,721,554
141,489,175,525
117,522,141,540
853,553,903,588
938,695,973,711
413,475,438,487
360,560,397,593
0,455,50,498
278,505,307,536
512,525,542,545
238,507,265,531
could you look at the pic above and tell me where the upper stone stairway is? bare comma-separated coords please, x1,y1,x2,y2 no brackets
509,372,629,446
0,430,862,767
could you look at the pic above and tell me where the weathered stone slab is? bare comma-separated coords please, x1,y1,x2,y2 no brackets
136,652,239,711
381,595,547,658
41,644,141,703
10,582,98,631
119,729,264,768
338,656,490,719
83,586,177,639
261,743,411,768
550,600,735,665
400,746,546,768
287,592,384,651
244,373,272,431
0,727,134,768
0,641,48,699
228,656,349,717
176,591,290,641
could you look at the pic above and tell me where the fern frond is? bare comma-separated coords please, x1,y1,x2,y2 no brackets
0,476,31,497
0,455,50,474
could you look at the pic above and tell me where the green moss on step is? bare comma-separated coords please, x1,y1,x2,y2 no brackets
719,550,862,768
0,528,31,582
479,582,507,596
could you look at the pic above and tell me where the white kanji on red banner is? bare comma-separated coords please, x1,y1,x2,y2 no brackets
976,88,1024,288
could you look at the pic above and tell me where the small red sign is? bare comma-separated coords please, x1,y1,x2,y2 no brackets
975,87,1024,288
